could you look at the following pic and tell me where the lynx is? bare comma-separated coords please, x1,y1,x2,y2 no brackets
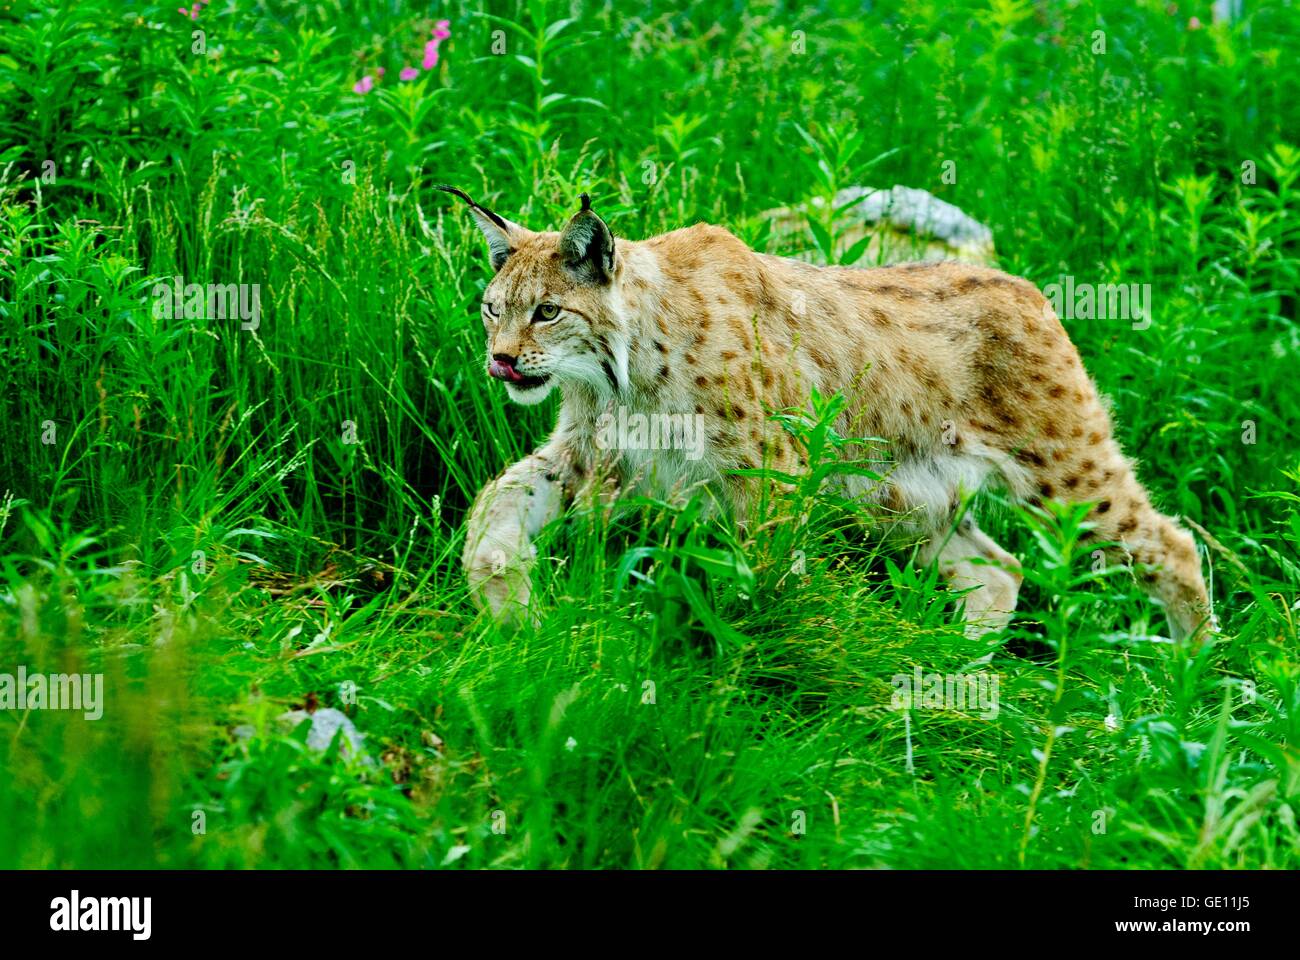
441,186,1213,642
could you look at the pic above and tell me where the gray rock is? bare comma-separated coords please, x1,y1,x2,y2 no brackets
762,184,997,266
832,185,994,251
277,707,374,766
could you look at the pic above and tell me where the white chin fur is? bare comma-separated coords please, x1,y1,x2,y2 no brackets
504,379,555,405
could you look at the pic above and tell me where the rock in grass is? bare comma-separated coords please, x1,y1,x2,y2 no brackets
762,184,997,266
277,708,374,766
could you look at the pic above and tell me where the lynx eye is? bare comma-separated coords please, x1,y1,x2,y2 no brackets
484,301,499,318
534,303,561,323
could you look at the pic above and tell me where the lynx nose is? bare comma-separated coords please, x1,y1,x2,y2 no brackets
489,353,523,383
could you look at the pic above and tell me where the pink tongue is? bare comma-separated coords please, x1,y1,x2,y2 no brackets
489,359,524,382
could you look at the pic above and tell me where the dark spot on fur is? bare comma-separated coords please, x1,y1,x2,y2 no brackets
806,343,837,369
873,284,916,299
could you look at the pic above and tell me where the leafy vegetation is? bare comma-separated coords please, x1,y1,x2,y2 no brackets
0,0,1297,869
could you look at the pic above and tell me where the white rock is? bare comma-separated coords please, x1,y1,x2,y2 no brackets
278,707,374,766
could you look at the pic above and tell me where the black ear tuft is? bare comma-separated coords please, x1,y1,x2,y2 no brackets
436,184,519,271
435,184,510,231
559,197,615,284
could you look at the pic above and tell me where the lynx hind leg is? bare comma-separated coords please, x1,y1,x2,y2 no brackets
1092,493,1213,643
462,445,570,629
1029,431,1214,641
920,515,1023,639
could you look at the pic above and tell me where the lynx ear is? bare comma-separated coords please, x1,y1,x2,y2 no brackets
436,184,531,271
558,194,615,284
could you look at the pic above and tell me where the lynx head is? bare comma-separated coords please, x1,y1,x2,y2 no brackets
438,186,628,406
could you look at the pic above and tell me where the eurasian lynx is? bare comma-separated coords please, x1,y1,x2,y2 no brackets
441,186,1213,642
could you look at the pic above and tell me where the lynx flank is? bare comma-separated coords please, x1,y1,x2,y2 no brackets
442,187,1213,642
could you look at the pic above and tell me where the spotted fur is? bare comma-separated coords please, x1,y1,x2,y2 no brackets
445,187,1213,642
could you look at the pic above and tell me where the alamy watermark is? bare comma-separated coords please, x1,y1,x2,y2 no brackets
1043,276,1151,330
890,666,999,719
0,666,103,720
595,405,706,461
151,276,261,330
50,891,150,940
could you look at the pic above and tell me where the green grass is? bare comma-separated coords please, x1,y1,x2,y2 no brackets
1,0,1298,869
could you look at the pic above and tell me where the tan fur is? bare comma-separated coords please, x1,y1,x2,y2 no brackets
450,190,1213,642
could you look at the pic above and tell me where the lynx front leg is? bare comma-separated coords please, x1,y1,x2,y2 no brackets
462,441,573,629
920,516,1023,639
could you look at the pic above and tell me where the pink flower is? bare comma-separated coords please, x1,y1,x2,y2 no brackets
376,67,386,76
422,40,441,70
353,75,375,95
1187,15,1202,29
419,21,451,69
400,66,419,81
